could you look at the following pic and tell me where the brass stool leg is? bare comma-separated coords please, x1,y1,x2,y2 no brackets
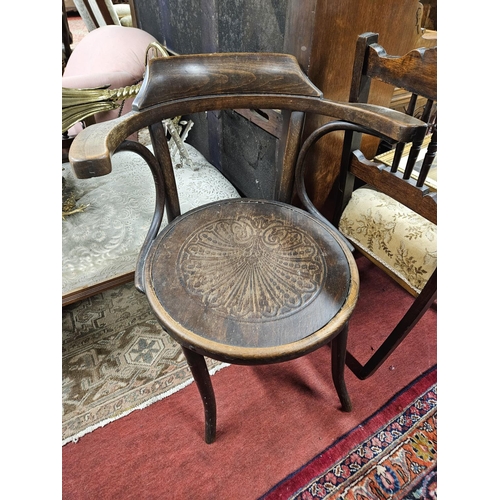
181,347,217,444
330,323,352,412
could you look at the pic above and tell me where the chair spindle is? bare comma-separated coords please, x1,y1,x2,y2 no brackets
417,128,437,187
390,93,418,173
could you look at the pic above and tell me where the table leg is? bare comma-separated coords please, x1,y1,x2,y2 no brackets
330,323,352,412
181,346,217,443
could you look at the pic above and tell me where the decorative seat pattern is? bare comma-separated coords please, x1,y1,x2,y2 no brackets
178,215,326,320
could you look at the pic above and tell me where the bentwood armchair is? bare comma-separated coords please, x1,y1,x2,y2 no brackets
314,33,438,379
69,52,427,442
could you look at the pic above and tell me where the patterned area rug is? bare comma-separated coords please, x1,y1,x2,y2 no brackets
262,367,437,499
62,282,227,445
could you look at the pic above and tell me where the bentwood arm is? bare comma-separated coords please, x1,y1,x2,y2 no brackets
69,53,427,180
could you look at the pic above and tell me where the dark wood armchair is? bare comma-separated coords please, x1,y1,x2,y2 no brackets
69,52,427,441
298,33,437,380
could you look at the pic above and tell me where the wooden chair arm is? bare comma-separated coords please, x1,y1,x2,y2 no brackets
69,53,428,180
69,112,141,178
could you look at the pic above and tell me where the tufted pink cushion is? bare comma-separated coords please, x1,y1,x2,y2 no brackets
62,25,159,130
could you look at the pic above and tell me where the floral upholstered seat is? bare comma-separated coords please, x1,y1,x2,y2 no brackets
339,184,437,295
339,142,437,297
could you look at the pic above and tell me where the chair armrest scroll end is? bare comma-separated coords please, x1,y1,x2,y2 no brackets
68,125,115,179
69,154,113,179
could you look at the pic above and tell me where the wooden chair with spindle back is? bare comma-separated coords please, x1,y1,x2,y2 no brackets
299,33,437,380
69,52,427,442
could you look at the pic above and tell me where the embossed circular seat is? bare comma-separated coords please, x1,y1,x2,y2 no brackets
145,198,358,442
147,199,357,352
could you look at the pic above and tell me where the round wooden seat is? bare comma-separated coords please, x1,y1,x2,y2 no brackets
144,198,359,442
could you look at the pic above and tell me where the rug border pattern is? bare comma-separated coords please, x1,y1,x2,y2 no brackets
261,366,437,499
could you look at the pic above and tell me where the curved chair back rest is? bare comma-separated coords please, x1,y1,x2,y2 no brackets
71,52,425,175
69,52,427,292
134,53,323,107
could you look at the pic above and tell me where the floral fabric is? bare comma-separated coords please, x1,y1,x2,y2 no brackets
339,186,436,294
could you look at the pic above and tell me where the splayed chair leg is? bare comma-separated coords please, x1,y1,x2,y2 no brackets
330,323,352,412
181,346,217,444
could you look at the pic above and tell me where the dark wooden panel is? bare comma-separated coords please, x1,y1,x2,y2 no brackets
163,0,206,53
303,0,427,213
129,0,169,46
219,110,277,199
131,0,297,201
131,0,427,211
218,0,287,52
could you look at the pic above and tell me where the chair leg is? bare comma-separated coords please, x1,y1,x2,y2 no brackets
346,269,437,380
330,323,352,412
181,346,217,444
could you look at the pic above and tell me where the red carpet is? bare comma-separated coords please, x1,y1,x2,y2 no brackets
62,255,436,499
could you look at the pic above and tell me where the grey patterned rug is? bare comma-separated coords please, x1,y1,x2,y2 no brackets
62,282,227,445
